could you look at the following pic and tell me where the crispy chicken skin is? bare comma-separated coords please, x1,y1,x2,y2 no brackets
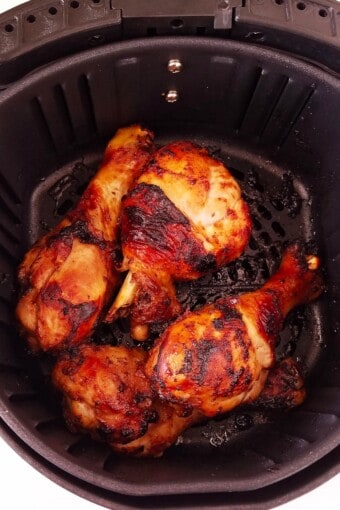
106,141,252,339
52,345,154,444
52,344,198,456
16,125,154,352
146,243,324,417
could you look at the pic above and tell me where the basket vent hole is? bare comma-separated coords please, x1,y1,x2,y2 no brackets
8,392,38,403
259,231,272,246
249,236,258,251
147,27,158,36
240,259,256,279
196,26,206,35
228,265,238,282
67,436,104,457
35,418,61,434
275,0,284,4
296,2,306,10
27,14,36,23
70,0,80,8
48,7,58,15
103,452,117,472
269,245,281,259
245,32,265,42
252,216,262,231
257,205,272,220
318,9,328,17
271,221,286,237
171,18,184,29
259,258,270,279
88,34,105,45
4,24,14,32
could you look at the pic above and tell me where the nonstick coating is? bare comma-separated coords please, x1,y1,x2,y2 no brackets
0,37,339,501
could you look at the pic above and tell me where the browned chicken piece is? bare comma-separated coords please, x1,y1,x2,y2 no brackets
146,243,324,417
106,141,252,340
52,344,199,457
16,125,154,352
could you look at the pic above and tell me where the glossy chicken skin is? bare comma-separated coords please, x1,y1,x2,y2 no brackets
146,243,324,416
106,141,252,339
52,344,198,456
16,125,154,352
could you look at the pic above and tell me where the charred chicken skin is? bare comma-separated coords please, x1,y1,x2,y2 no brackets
53,344,308,458
146,243,324,417
16,125,154,352
253,357,306,409
106,141,252,339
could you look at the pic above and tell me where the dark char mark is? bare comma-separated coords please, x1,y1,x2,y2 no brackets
192,339,216,385
122,183,217,274
48,220,107,249
40,281,97,337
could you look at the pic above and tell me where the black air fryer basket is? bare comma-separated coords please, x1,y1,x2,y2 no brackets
0,1,339,508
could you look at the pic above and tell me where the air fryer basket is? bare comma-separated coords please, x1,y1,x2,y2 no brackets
0,1,339,509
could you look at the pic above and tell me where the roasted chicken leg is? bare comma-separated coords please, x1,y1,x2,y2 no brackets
16,125,154,352
106,141,252,339
146,243,324,416
52,344,198,457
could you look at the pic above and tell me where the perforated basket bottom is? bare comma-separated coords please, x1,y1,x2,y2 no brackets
3,130,326,493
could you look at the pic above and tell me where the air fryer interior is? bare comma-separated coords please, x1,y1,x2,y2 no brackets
0,37,339,500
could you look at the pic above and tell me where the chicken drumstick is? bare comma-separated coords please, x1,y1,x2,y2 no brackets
52,344,198,457
16,125,154,352
106,141,252,340
146,243,324,416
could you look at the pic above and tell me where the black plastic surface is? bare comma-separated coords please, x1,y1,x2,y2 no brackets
234,0,340,75
0,37,339,504
0,0,340,86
